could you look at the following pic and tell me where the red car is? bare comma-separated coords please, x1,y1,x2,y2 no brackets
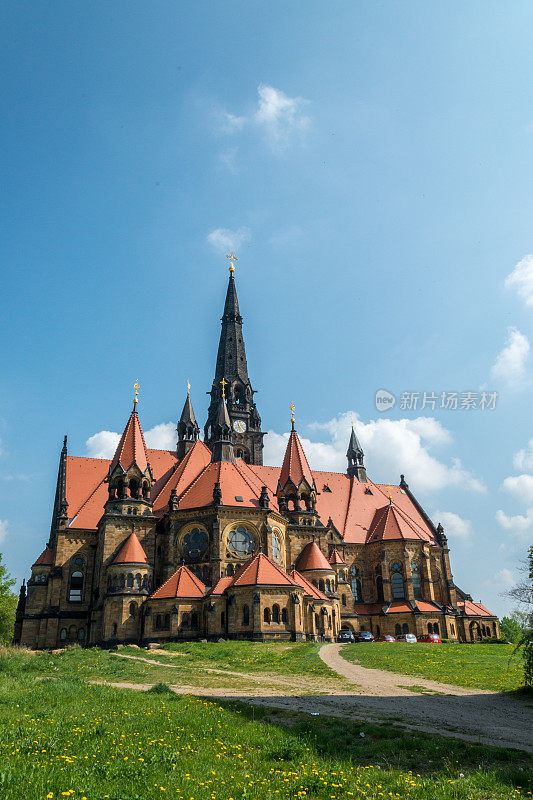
417,633,442,643
377,635,396,642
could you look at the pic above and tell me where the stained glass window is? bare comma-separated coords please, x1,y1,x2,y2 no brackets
182,527,208,560
228,526,255,557
271,531,281,562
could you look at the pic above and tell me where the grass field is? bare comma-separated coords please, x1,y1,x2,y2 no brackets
0,646,531,800
340,642,524,692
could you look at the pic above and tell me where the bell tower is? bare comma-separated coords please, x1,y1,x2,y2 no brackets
204,253,265,464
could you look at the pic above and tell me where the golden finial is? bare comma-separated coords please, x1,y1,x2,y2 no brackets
133,379,140,410
226,251,238,275
290,402,295,427
220,377,228,399
187,379,191,396
388,484,392,504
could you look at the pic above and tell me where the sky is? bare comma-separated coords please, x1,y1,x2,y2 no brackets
1,1,533,617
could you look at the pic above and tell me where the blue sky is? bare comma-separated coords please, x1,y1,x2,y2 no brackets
1,1,533,616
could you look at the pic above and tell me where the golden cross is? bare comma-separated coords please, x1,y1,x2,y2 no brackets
133,379,140,409
226,251,238,275
290,402,295,424
220,377,228,399
187,379,191,396
388,484,392,503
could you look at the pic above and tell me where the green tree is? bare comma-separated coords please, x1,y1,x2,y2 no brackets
507,546,533,687
0,552,17,645
499,612,526,643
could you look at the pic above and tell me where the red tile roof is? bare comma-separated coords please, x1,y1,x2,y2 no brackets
112,532,148,565
415,600,443,613
279,429,315,489
458,600,496,618
366,502,432,543
33,547,54,567
150,566,206,600
230,552,297,588
295,541,333,573
208,576,234,596
289,569,328,600
328,548,346,565
110,411,150,475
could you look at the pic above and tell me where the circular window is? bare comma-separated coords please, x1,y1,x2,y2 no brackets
228,526,255,558
182,527,209,560
271,530,281,562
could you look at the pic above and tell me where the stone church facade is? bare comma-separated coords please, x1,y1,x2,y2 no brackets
14,262,499,649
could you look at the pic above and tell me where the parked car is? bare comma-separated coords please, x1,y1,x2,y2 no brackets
396,633,417,643
377,634,396,642
338,629,355,643
417,633,442,643
356,630,375,642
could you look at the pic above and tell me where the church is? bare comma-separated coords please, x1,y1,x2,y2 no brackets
14,256,499,649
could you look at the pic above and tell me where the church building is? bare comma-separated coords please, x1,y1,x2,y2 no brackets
14,256,499,648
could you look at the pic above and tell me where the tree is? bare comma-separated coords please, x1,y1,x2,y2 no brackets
499,613,525,643
507,546,533,687
0,552,17,645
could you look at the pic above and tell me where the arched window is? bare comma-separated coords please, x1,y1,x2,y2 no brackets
129,602,137,618
395,623,401,636
376,575,384,602
112,623,118,637
60,627,67,641
492,622,497,636
135,574,142,589
434,622,440,635
428,622,433,633
242,605,250,625
263,607,271,624
191,612,198,630
312,580,318,587
77,627,85,642
319,579,325,592
226,563,234,577
227,526,255,557
155,614,162,630
391,573,405,599
281,607,288,624
272,604,280,623
270,530,281,562
412,568,422,600
341,594,346,606
315,613,319,629
164,614,170,630
127,573,134,589
69,571,84,602
350,565,362,601
402,623,408,634
129,479,139,499
181,612,190,629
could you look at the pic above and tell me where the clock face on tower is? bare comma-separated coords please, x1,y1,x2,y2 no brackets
233,419,247,433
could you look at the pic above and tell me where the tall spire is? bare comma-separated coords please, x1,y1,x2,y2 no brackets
204,254,264,465
177,383,200,459
49,435,69,542
347,424,366,482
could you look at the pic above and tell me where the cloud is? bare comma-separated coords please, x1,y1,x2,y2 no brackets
513,438,533,471
217,84,310,152
254,84,310,149
495,507,533,541
432,510,473,539
505,254,533,307
0,519,8,544
86,423,176,460
490,327,530,386
264,411,485,494
144,423,175,451
218,147,239,173
493,567,515,590
86,430,121,459
501,474,533,504
207,226,251,255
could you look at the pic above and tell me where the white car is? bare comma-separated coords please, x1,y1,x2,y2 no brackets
396,633,417,643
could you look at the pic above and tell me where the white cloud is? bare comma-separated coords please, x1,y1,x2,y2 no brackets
505,254,533,307
432,510,473,539
217,84,310,152
513,438,533,471
0,519,8,544
495,507,533,540
264,411,485,494
144,422,175,451
87,423,176,460
207,226,251,255
501,473,533,504
493,567,515,590
490,327,530,386
254,84,310,149
86,430,121,459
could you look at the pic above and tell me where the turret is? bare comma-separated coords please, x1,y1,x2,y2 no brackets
347,424,366,481
49,435,69,546
276,404,317,520
177,385,200,459
210,395,235,464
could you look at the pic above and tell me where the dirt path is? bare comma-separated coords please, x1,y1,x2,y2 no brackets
92,644,533,753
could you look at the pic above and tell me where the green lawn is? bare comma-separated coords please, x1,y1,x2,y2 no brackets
0,647,531,800
340,642,524,692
